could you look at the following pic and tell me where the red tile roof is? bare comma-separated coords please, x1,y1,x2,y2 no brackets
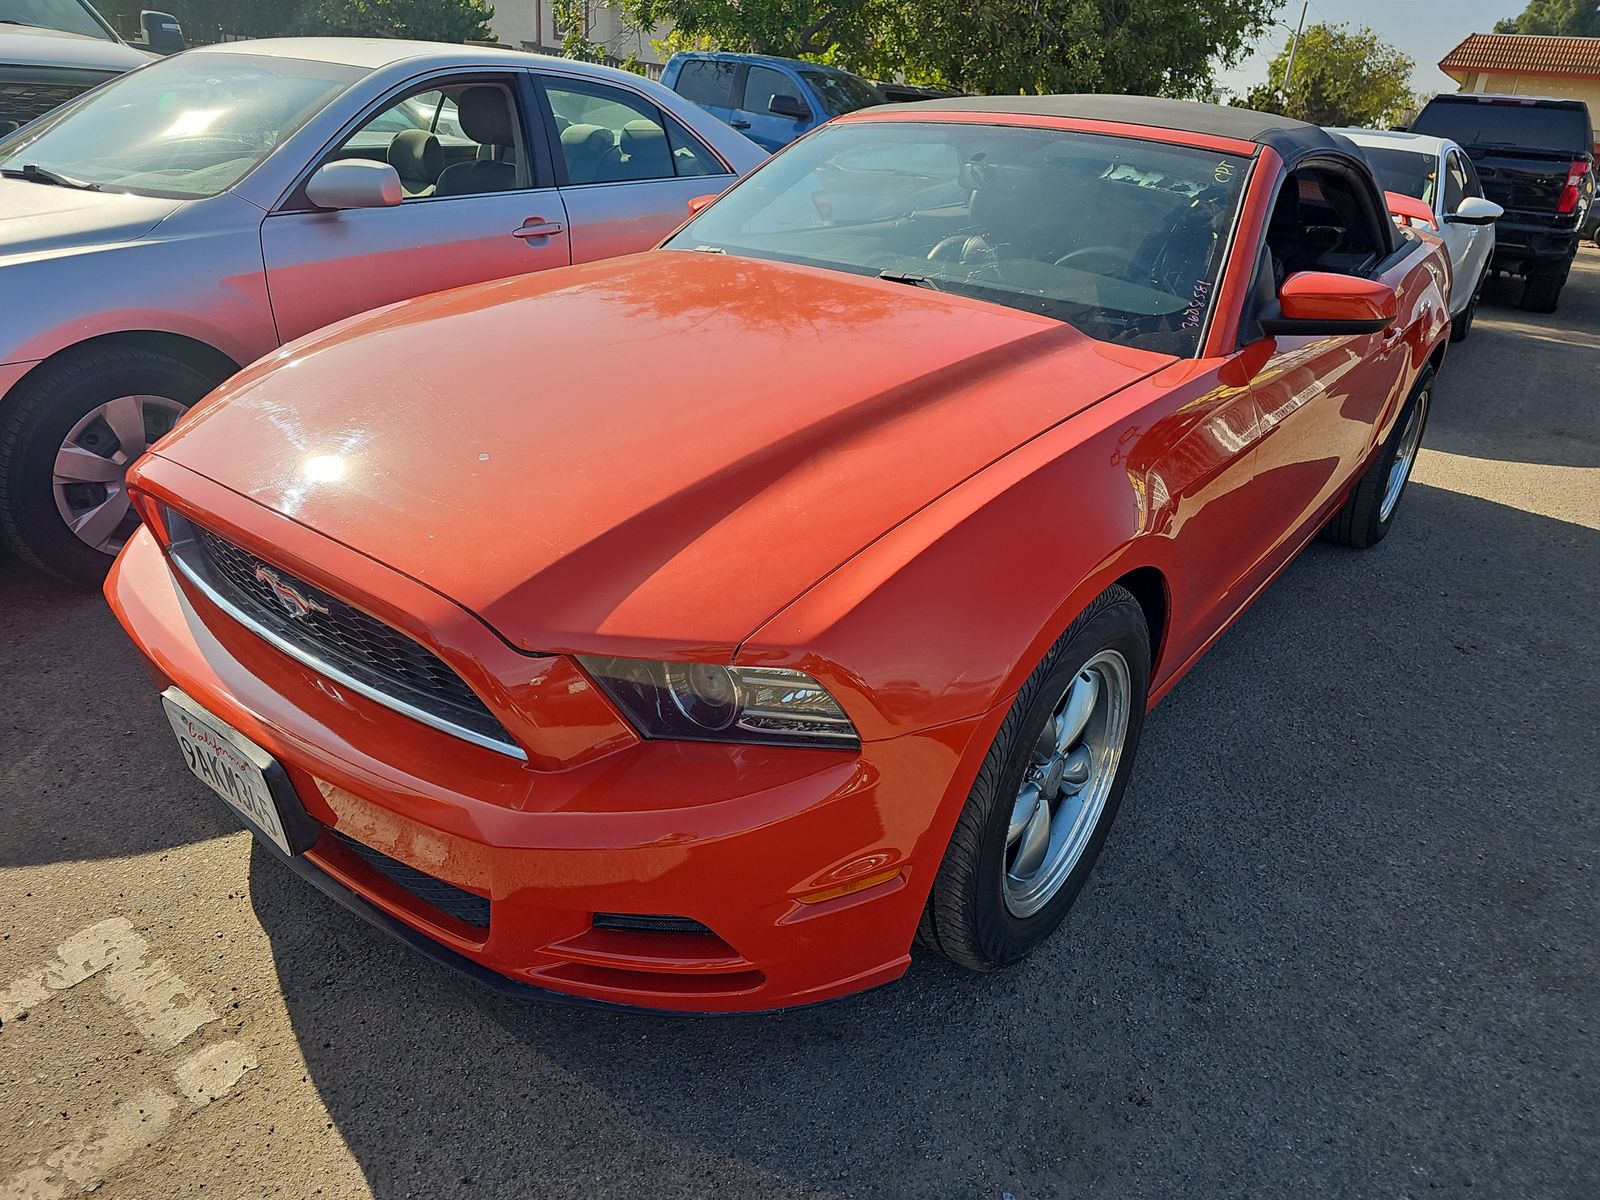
1440,33,1600,78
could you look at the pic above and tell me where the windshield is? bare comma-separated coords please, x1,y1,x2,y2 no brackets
1360,146,1438,205
0,53,361,199
0,0,112,40
1413,100,1592,156
798,69,883,117
668,121,1250,355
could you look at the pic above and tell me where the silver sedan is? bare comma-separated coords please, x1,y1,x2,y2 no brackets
0,38,765,581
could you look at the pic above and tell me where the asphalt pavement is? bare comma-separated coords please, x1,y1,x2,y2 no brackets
2,250,1597,1200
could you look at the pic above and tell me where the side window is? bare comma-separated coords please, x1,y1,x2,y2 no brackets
740,66,792,116
1444,152,1469,213
327,80,529,200
1461,155,1484,199
545,78,722,184
1262,167,1384,285
676,60,737,109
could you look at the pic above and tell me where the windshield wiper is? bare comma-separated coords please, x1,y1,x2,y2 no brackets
0,164,101,191
878,268,944,291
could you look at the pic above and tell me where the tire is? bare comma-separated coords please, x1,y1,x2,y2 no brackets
1325,367,1433,550
0,346,216,584
918,584,1151,972
1520,264,1569,313
1449,271,1485,343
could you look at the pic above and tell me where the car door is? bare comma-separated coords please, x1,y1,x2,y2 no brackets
260,71,570,345
537,73,738,265
730,64,810,152
1442,148,1493,306
671,58,739,128
1233,165,1419,595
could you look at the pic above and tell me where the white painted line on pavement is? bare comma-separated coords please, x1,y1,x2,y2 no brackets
0,917,218,1048
1,1088,180,1200
170,1039,259,1106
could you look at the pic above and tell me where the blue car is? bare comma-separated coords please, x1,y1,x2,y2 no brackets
661,52,884,151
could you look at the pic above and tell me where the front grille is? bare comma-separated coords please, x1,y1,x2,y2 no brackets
330,831,490,930
168,514,518,754
0,80,94,133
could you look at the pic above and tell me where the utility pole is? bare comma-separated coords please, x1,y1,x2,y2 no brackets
1279,0,1310,104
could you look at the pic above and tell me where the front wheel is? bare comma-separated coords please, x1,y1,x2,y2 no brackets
0,346,215,584
1325,368,1433,550
918,585,1151,971
1449,270,1487,343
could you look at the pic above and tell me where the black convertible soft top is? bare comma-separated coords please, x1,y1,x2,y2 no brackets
881,94,1353,162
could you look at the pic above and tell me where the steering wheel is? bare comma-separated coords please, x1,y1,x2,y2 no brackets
1053,245,1137,276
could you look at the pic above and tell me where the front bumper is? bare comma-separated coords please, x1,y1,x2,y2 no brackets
107,526,995,1012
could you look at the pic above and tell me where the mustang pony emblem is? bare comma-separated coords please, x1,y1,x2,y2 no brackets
253,565,330,620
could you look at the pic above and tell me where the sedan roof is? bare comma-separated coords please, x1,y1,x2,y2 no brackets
882,94,1347,160
187,37,543,71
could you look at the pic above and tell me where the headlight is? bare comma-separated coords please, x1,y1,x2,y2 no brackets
578,657,859,749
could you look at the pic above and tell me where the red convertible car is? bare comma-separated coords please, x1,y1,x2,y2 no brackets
107,96,1450,1012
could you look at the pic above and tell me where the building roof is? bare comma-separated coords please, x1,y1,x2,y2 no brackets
1440,33,1600,79
880,94,1349,158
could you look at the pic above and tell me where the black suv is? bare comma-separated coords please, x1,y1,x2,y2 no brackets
1411,93,1595,313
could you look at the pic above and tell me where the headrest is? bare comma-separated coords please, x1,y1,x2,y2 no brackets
561,123,614,159
620,119,666,156
387,129,442,182
457,86,513,147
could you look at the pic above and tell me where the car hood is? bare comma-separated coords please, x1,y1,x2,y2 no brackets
0,27,149,70
0,180,182,260
157,252,1167,654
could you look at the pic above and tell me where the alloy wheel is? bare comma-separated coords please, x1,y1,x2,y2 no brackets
1379,386,1430,523
51,394,186,555
1003,649,1132,918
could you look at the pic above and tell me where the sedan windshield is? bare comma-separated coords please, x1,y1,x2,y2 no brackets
669,121,1250,355
0,0,113,40
1360,146,1438,206
0,52,361,199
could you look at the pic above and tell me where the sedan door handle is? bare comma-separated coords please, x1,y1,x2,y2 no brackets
513,220,566,240
729,119,752,129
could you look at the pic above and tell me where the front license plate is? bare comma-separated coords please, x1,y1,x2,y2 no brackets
162,688,295,856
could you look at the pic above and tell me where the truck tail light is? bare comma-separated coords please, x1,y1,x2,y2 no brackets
1557,160,1587,215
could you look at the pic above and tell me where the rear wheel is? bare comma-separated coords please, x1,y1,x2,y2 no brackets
1521,263,1570,313
1325,368,1433,550
0,347,215,584
918,585,1150,971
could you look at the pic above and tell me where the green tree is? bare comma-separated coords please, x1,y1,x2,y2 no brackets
621,0,1279,96
292,0,496,42
1495,0,1600,36
1240,22,1415,127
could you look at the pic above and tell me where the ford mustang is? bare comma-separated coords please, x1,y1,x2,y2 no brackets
106,96,1451,1012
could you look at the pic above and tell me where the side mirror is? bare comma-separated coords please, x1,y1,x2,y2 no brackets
686,193,719,217
1260,271,1399,337
768,94,810,121
1448,196,1504,226
305,160,403,211
138,10,185,54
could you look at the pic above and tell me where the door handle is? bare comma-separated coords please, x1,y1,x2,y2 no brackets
513,220,565,240
729,119,751,129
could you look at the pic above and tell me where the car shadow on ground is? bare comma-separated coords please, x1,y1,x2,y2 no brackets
250,482,1599,1199
0,552,239,869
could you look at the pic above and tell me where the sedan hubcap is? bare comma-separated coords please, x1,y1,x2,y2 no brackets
1380,388,1430,522
52,395,186,554
1003,649,1132,918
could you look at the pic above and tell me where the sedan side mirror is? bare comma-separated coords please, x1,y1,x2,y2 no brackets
137,10,185,54
768,94,810,121
1260,271,1398,337
1448,196,1504,226
305,160,403,211
686,193,719,217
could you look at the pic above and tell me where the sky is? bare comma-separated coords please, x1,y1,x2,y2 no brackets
1214,0,1526,99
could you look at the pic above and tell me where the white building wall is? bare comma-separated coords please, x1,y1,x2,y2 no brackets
490,1,672,74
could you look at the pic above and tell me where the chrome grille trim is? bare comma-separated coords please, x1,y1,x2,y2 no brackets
164,518,527,762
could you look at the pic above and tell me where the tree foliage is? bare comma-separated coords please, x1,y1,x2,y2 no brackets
1240,22,1416,128
621,0,1280,96
98,0,493,43
1494,0,1600,36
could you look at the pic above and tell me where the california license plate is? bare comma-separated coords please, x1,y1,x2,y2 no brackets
161,688,295,856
